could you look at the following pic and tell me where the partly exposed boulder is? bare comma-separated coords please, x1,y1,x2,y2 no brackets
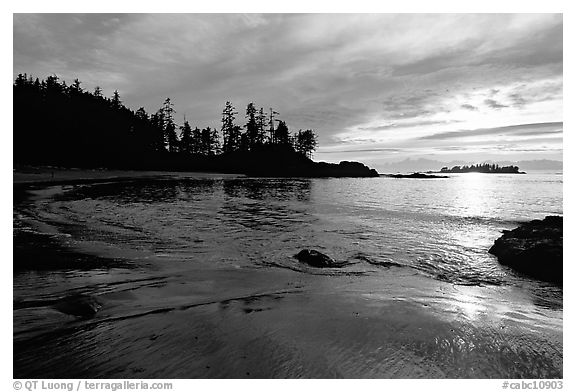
489,216,562,284
53,294,102,318
294,249,346,268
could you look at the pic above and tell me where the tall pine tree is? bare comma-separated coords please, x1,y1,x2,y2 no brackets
179,120,194,154
221,101,241,153
160,98,179,153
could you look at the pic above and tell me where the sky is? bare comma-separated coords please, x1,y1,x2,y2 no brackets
13,13,563,170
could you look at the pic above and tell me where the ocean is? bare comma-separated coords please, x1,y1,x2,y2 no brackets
13,172,563,378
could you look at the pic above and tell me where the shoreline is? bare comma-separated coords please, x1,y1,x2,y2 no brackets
14,166,243,185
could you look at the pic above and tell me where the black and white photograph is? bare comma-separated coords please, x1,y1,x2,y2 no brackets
11,10,565,382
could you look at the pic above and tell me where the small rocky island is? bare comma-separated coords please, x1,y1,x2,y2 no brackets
383,172,449,179
489,216,562,284
440,163,525,174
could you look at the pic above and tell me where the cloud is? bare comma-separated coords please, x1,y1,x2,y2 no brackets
320,148,403,154
508,93,528,108
420,122,563,141
484,99,509,109
358,119,460,131
13,13,563,163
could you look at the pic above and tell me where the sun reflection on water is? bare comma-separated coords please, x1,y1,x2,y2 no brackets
450,287,487,321
452,173,495,218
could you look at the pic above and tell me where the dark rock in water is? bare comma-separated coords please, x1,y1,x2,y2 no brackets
294,249,345,268
384,172,449,179
489,216,562,284
53,294,102,318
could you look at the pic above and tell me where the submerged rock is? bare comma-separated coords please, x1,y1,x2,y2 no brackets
53,294,102,318
294,249,344,268
353,254,403,268
489,216,562,284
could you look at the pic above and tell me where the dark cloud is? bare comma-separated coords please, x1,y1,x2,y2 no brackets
506,81,562,108
461,104,478,111
378,92,447,121
508,93,528,108
391,45,476,77
484,99,509,109
481,20,563,69
420,122,563,141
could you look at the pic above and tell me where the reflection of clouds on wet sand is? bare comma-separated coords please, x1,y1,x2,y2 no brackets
14,267,563,378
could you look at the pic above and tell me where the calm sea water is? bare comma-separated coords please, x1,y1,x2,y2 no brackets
13,172,563,378
28,172,562,283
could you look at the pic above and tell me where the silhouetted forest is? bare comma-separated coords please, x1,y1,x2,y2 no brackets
14,74,327,174
440,163,524,174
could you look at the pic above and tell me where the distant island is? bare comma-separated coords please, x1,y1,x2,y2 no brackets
13,74,378,178
438,163,525,174
377,158,561,173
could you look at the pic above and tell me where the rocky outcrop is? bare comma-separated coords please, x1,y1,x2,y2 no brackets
294,249,346,268
222,148,379,178
308,161,380,178
489,216,562,284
